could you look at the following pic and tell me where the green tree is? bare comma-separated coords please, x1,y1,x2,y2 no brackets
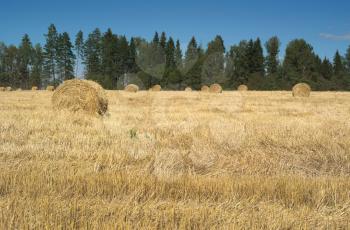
333,50,344,76
346,45,350,72
56,32,75,82
84,28,102,81
202,35,225,85
265,36,280,75
30,44,44,88
75,30,84,77
160,32,167,50
43,24,58,86
18,34,33,89
320,57,333,80
100,28,118,89
175,40,182,70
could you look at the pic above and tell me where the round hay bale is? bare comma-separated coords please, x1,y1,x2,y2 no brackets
185,87,192,92
52,79,108,115
46,86,55,91
0,87,5,91
292,83,311,97
237,84,248,91
32,86,38,91
201,85,209,92
151,85,161,91
124,84,139,92
6,87,12,91
209,83,222,93
16,88,22,91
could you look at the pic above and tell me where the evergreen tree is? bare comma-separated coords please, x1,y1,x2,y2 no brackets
127,37,139,73
175,40,182,69
183,37,199,87
1,45,19,87
56,32,75,82
160,32,167,50
251,38,264,75
320,57,333,80
75,30,84,77
84,28,102,81
226,41,250,87
152,32,159,45
18,34,33,89
116,35,130,88
346,45,350,72
30,44,43,88
202,35,225,85
333,50,344,76
100,28,118,88
265,36,280,75
43,24,58,86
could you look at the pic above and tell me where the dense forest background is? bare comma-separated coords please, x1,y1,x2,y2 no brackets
1,24,350,90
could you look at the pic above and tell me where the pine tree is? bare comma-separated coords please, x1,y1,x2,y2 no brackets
56,32,75,82
320,57,333,80
100,28,118,88
346,45,350,72
127,37,139,73
75,30,84,77
152,32,159,45
202,35,225,85
265,36,280,75
18,34,33,89
116,35,130,88
43,24,58,86
184,36,198,72
84,28,102,81
333,50,344,76
30,44,43,88
252,38,264,75
160,32,167,50
175,40,182,69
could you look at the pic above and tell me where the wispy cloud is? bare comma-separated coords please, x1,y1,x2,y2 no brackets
320,33,350,41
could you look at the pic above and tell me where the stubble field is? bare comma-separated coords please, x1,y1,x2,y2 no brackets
0,90,350,229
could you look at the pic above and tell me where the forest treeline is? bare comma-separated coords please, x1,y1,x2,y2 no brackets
1,24,350,90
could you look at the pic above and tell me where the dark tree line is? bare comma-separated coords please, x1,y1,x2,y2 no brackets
1,24,350,90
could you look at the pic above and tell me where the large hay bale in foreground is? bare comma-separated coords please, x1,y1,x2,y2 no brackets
32,86,38,91
201,85,209,92
6,87,12,91
46,86,55,91
151,85,161,91
124,84,139,92
52,79,108,115
292,83,311,97
237,84,248,91
209,83,222,93
185,87,192,92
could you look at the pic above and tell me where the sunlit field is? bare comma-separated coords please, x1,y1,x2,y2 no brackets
0,90,350,229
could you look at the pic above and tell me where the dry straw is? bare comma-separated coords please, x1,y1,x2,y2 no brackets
292,83,311,97
0,87,5,91
209,84,223,93
6,86,12,91
151,85,161,91
32,86,38,91
124,84,139,92
201,85,209,92
52,79,108,115
237,84,248,91
46,86,55,91
185,87,192,92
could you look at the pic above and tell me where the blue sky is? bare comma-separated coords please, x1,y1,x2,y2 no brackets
0,0,349,59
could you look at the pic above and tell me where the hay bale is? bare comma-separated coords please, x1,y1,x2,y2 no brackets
46,86,55,91
237,84,248,91
292,83,311,97
124,84,139,92
151,85,161,91
209,83,222,93
185,87,192,92
16,88,22,91
201,85,209,92
32,86,38,91
6,87,12,91
0,87,5,91
52,79,108,115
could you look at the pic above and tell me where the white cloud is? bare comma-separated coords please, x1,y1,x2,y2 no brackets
320,33,350,41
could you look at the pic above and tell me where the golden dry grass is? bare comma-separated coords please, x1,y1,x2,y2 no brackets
0,90,350,228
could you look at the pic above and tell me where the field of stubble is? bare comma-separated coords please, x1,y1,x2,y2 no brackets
0,90,350,229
